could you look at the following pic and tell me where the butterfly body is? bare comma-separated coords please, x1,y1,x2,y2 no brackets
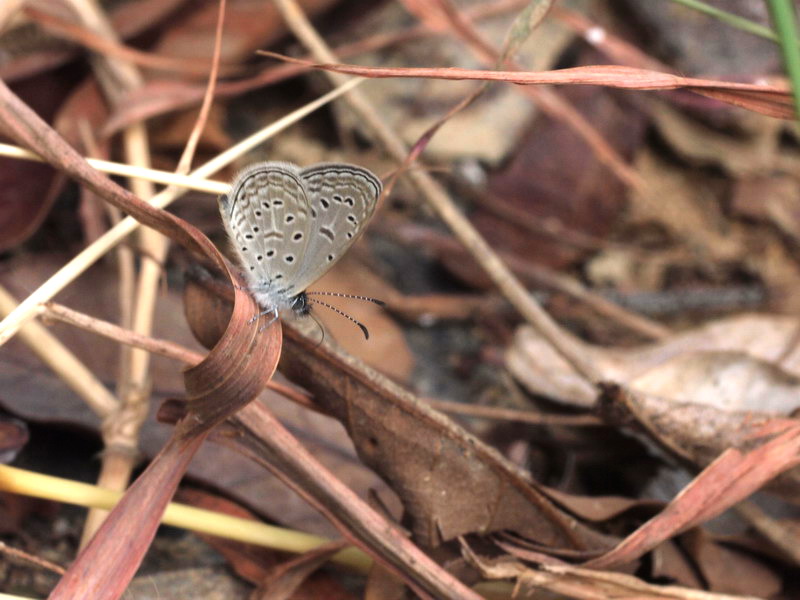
219,161,382,317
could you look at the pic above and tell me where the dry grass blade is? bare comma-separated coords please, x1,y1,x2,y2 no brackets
50,286,282,599
23,5,238,76
0,31,285,597
214,399,482,600
276,323,612,550
587,385,800,569
0,79,224,269
271,0,604,386
183,271,606,598
260,52,795,119
0,77,362,347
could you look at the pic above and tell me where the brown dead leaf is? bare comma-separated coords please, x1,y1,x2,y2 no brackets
175,487,287,583
183,267,616,553
278,322,616,552
732,175,800,244
507,312,800,408
650,540,705,589
0,156,60,252
308,255,413,382
475,74,645,272
252,540,350,600
631,351,800,416
680,528,782,597
0,69,286,599
0,72,81,251
152,0,338,66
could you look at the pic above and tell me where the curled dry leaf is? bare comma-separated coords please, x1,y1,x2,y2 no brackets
0,78,284,598
183,266,617,555
183,268,490,599
52,288,282,600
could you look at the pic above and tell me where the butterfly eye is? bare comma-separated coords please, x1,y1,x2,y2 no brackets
320,198,330,209
255,210,262,217
286,215,295,223
293,232,303,241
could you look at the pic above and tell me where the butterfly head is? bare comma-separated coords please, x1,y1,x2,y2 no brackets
290,292,312,317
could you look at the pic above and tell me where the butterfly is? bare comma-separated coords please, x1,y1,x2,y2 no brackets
219,162,383,336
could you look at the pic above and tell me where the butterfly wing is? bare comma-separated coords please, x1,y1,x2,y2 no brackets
219,162,313,307
293,163,382,291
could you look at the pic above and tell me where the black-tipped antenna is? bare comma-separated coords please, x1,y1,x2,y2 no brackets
307,298,371,339
305,291,385,307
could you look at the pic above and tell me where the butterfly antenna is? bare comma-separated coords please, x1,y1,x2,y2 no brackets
305,291,385,307
307,299,371,339
307,310,326,347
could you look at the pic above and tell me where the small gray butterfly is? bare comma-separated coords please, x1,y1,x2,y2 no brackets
219,161,382,335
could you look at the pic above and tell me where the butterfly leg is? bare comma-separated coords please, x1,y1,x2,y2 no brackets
247,307,277,325
256,307,280,332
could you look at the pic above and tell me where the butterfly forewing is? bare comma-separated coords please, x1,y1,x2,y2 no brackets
293,163,382,292
220,163,313,301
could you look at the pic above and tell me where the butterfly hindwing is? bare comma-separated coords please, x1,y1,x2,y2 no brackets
293,163,382,292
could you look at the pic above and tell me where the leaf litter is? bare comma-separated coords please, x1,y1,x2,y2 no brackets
2,1,800,599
